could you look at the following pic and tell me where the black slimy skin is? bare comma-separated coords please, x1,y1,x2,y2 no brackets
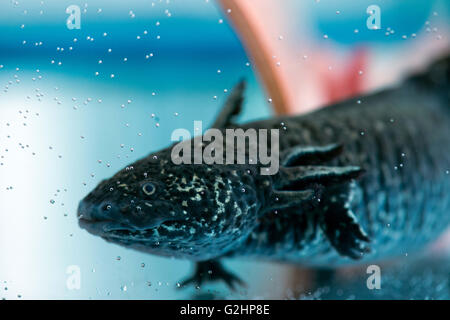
78,55,450,289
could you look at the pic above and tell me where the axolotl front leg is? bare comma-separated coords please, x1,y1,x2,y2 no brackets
179,260,246,291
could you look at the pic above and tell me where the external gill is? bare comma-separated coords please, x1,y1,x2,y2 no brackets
262,143,371,259
264,144,364,211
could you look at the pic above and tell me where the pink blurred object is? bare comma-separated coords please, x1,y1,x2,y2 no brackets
218,0,368,115
218,0,449,116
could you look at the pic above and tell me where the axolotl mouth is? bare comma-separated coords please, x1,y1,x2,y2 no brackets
78,217,182,241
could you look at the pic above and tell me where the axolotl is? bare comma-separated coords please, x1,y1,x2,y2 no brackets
78,55,449,289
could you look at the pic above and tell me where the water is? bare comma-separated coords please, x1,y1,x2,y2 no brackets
1,0,448,300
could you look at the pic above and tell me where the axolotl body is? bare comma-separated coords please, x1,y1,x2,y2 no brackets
78,56,450,288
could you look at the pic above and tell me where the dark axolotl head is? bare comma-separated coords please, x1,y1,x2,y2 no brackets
77,146,262,261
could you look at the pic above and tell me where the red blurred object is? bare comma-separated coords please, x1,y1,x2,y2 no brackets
319,48,368,104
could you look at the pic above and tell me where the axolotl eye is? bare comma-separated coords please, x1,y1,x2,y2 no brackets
142,182,156,195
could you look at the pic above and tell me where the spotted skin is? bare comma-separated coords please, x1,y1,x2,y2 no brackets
78,55,450,289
